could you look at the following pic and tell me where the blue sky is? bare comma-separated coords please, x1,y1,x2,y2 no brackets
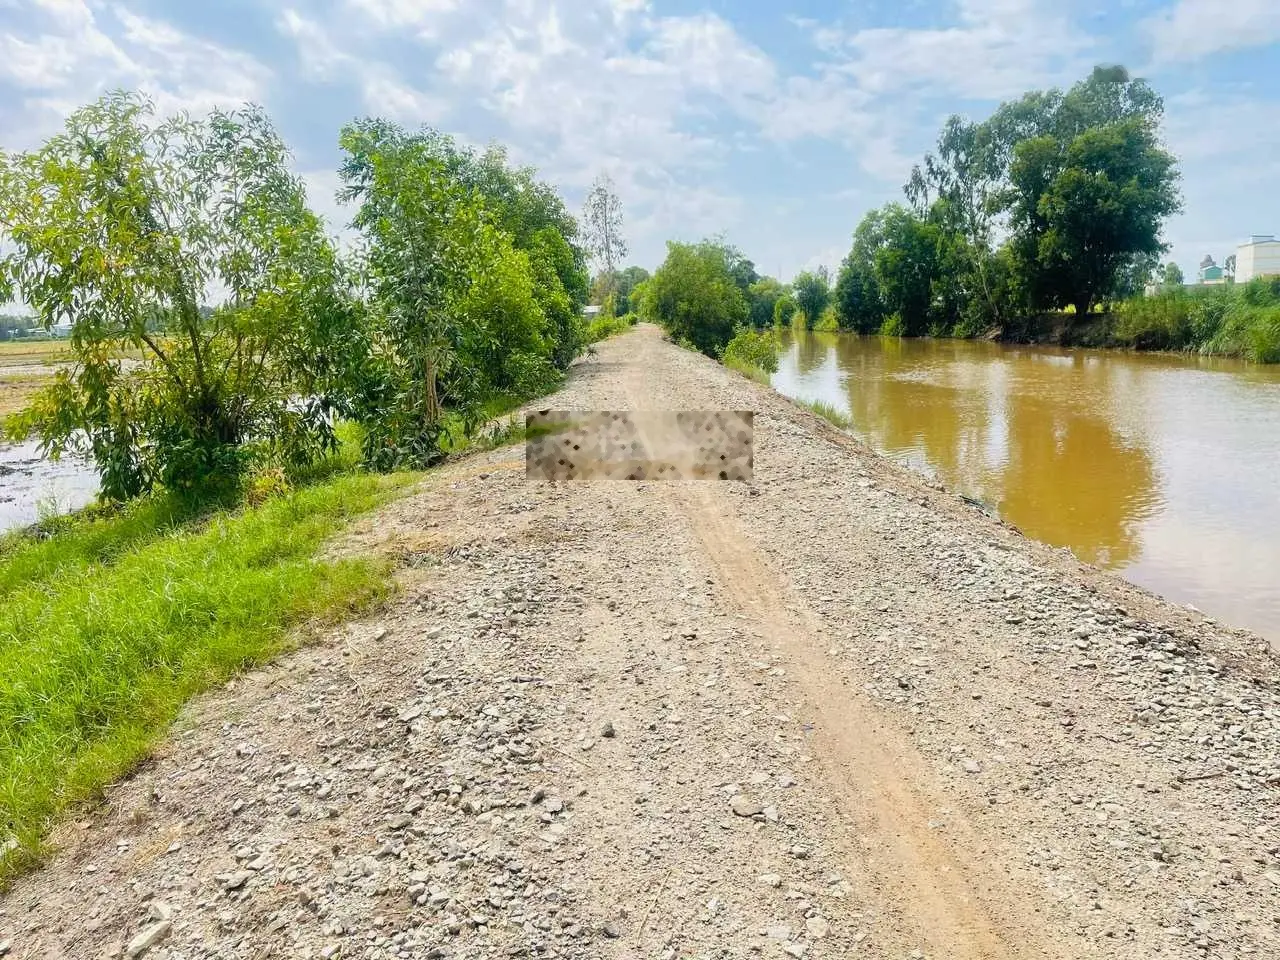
2,0,1278,281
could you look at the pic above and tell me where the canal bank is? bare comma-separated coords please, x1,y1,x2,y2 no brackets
6,324,1277,960
771,329,1280,646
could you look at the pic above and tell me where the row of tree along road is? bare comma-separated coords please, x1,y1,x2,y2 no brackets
0,92,637,505
624,66,1280,369
4,66,1278,510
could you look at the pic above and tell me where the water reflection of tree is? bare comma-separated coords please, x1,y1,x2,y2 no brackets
995,394,1157,567
814,333,1159,570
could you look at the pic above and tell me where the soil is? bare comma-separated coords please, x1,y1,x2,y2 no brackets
1,324,1276,960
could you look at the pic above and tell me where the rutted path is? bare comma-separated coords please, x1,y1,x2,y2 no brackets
2,324,1277,960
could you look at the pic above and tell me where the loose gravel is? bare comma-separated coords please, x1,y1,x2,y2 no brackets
2,325,1276,960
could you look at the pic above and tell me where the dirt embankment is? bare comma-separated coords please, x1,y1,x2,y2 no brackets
2,324,1276,960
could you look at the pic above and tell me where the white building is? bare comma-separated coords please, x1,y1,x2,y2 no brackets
1236,235,1280,283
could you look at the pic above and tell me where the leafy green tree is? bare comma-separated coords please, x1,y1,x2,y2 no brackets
906,117,1008,324
722,245,760,292
746,277,785,327
601,265,650,315
773,293,796,326
1160,262,1184,287
338,120,553,468
872,207,944,336
1006,117,1180,315
792,270,831,327
639,240,748,356
0,91,353,500
833,256,883,333
1002,67,1181,316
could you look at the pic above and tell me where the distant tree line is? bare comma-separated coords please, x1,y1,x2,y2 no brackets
635,65,1278,364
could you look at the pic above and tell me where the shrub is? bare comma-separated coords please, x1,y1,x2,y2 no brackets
721,327,779,374
880,314,907,337
587,313,632,343
813,306,840,332
0,92,355,501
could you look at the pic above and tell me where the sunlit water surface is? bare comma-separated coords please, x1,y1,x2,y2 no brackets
772,330,1280,645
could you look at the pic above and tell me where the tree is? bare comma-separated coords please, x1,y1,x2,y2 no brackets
338,120,557,468
721,244,760,292
1002,67,1181,316
792,270,831,327
639,240,748,356
0,91,354,500
1160,262,1184,287
872,206,945,336
593,265,649,315
1224,254,1236,282
833,255,883,333
582,173,627,289
773,293,796,326
746,277,785,327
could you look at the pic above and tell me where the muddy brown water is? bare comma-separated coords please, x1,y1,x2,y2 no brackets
773,329,1280,645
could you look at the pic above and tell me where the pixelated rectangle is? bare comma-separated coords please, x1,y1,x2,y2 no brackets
525,411,754,481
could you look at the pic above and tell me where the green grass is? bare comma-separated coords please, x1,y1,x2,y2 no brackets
0,465,418,883
797,397,852,429
723,355,772,385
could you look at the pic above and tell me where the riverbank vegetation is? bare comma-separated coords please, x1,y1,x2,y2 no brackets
0,439,417,881
0,90,592,504
0,89,607,877
628,65,1276,364
830,66,1185,345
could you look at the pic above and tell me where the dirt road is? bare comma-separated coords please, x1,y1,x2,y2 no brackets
3,325,1277,960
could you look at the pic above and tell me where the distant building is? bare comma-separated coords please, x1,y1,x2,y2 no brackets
1236,235,1280,283
1197,255,1225,285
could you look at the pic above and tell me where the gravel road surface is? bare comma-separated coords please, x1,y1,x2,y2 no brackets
3,324,1277,960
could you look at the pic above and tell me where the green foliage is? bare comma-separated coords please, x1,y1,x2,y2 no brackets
0,91,355,501
599,265,650,315
834,254,884,333
721,326,779,374
880,314,907,337
835,64,1185,346
813,306,840,331
747,277,786,328
336,119,584,470
0,466,415,880
1114,278,1280,361
640,240,748,357
586,313,634,343
773,294,797,326
1160,262,1184,286
792,270,831,328
1000,68,1181,316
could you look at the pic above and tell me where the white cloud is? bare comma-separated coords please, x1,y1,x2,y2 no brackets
1146,0,1280,63
345,0,458,29
359,72,450,123
0,1,270,149
277,8,350,78
812,0,1092,101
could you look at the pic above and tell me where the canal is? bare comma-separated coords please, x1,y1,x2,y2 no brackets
772,330,1280,644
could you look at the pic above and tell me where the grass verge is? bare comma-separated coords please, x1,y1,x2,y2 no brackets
797,397,852,429
723,355,772,385
0,466,418,884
